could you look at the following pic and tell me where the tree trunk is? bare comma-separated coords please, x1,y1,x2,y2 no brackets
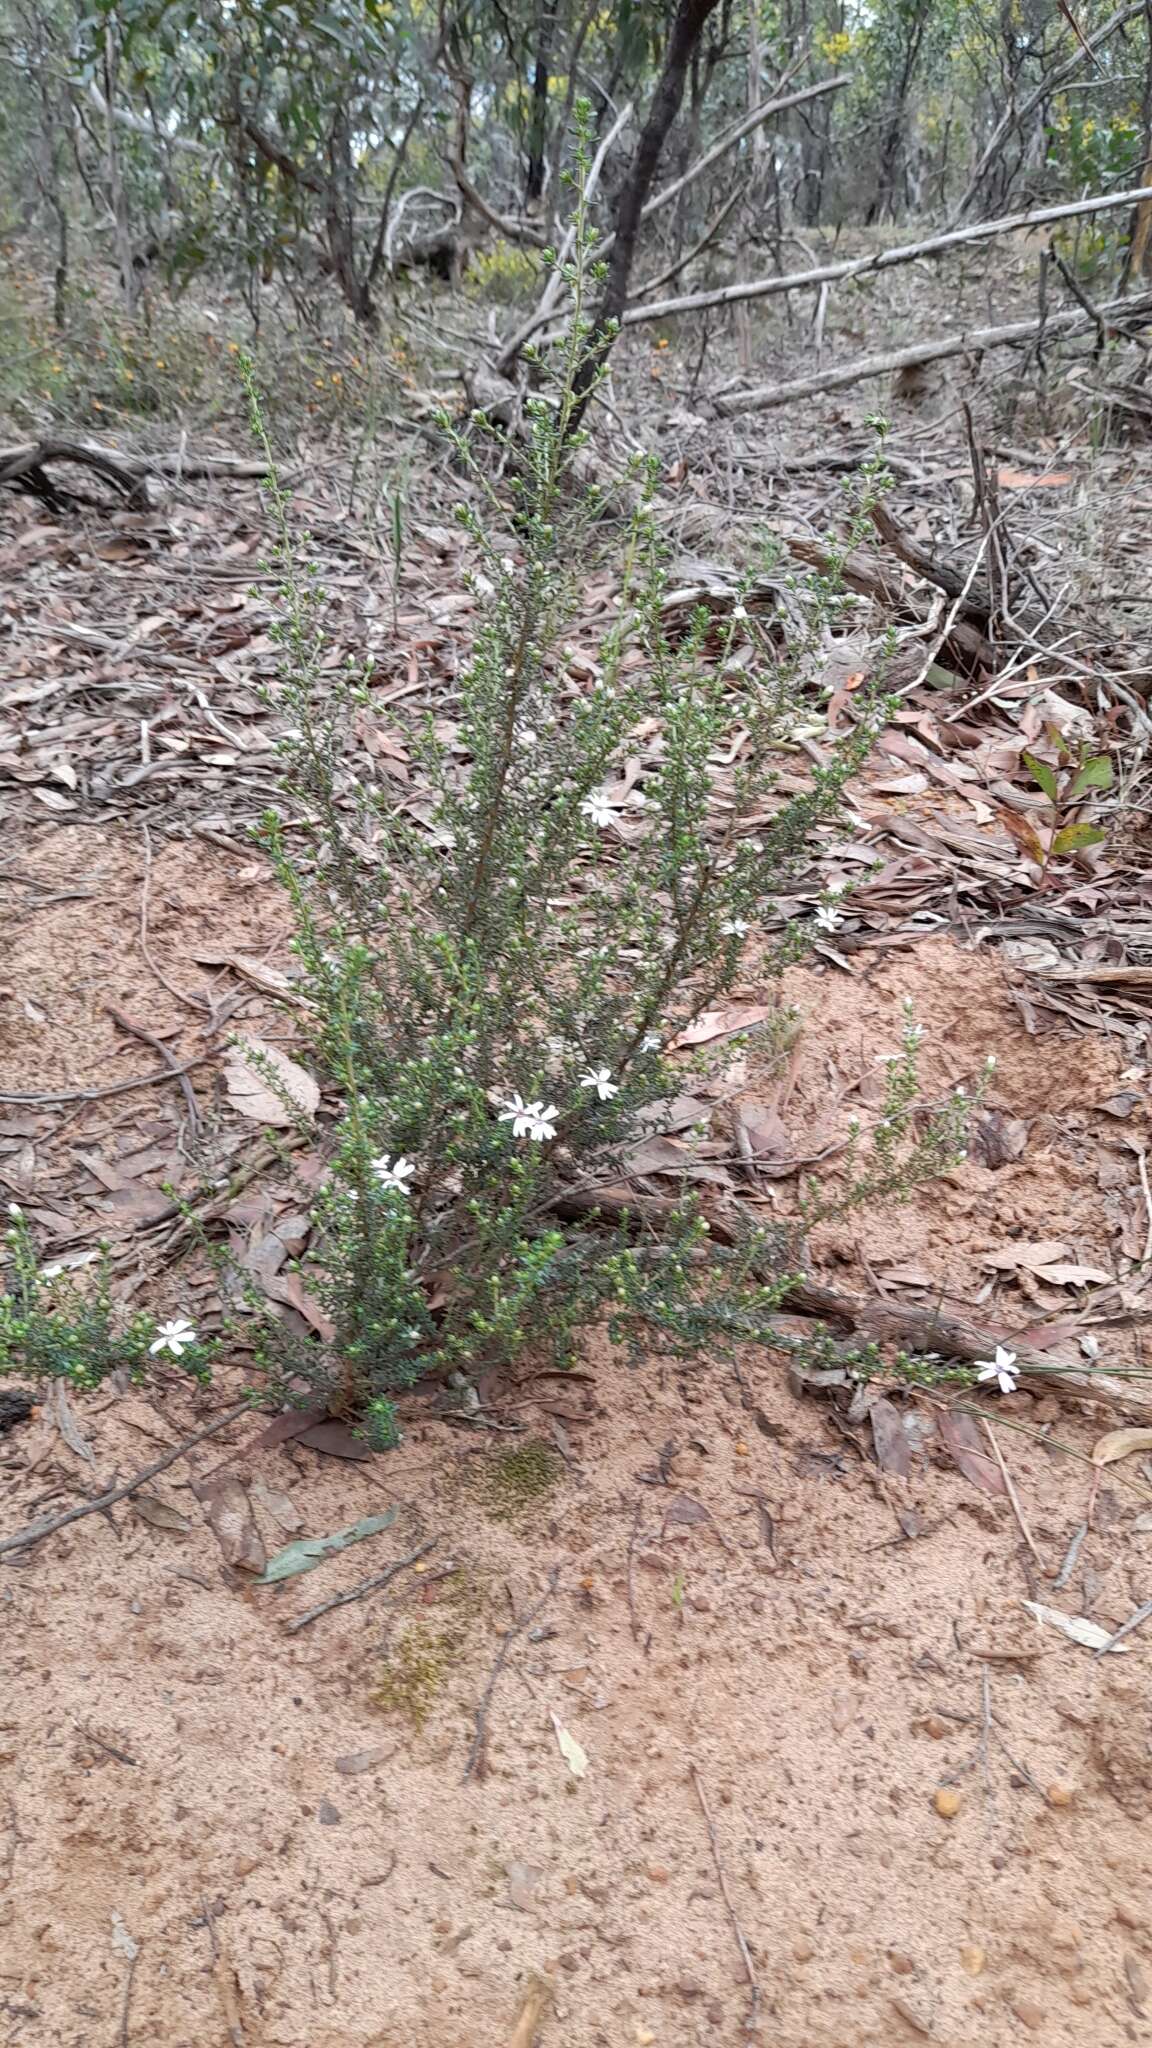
525,4,555,207
570,0,724,427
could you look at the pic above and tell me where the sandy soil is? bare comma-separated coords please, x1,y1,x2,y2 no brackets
3,846,1152,2048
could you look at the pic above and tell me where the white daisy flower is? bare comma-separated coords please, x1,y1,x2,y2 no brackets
498,1092,537,1138
370,1154,416,1194
580,1067,619,1101
813,903,843,931
528,1102,559,1141
150,1317,198,1359
720,918,750,938
640,1033,662,1053
975,1346,1019,1395
580,792,614,829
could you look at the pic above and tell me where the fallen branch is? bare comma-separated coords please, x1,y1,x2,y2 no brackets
623,182,1152,327
0,1399,254,1559
450,154,548,247
690,1762,761,2033
501,77,847,372
552,1187,1152,1415
508,1970,555,2048
285,1537,438,1632
462,1567,559,1783
712,292,1152,415
0,437,282,510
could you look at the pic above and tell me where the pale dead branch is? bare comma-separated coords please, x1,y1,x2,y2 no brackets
711,292,1152,416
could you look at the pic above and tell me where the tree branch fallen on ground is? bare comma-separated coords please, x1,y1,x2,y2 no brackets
711,293,1152,415
0,439,285,511
553,1188,1152,1416
623,182,1152,327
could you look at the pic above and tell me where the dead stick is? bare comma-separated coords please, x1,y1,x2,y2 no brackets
690,1762,761,2032
712,293,1152,416
552,1187,1152,1415
508,1969,555,2048
462,1568,559,1784
116,1946,140,2048
982,1420,1044,1570
108,1005,200,1131
0,1400,253,1558
0,1054,214,1106
285,1539,438,1633
627,181,1152,325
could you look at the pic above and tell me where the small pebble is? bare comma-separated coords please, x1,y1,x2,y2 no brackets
1046,1780,1075,1808
922,1714,947,1740
792,1937,816,1963
960,1944,986,1976
888,1951,915,1976
646,1865,670,1884
1010,1997,1046,2032
933,1786,962,1819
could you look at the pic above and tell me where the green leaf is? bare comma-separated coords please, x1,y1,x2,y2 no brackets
1070,755,1114,798
1051,822,1106,857
1022,751,1059,802
257,1506,397,1582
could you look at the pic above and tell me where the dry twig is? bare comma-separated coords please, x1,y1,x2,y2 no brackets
462,1568,559,1783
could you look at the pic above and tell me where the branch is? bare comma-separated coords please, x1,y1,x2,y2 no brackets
623,182,1152,326
553,1188,1152,1416
628,71,849,240
955,0,1144,217
496,97,634,373
449,153,548,246
711,292,1152,415
0,1401,254,1558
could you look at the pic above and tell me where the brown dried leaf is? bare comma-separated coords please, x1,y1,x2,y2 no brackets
296,1420,372,1461
937,1410,1008,1497
224,1035,319,1127
195,1475,266,1573
982,1240,1069,1273
1032,1262,1113,1289
671,1003,775,1049
1091,1428,1152,1469
132,1493,192,1534
869,1395,912,1477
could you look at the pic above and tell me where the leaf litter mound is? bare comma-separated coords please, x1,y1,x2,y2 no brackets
3,383,1152,2045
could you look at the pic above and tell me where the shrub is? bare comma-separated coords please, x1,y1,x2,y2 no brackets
239,114,976,1448
0,1206,213,1391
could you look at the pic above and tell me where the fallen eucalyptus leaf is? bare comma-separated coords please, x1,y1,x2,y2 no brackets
1022,1599,1129,1652
1091,1428,1152,1469
224,1034,319,1127
258,1507,398,1583
549,1711,588,1779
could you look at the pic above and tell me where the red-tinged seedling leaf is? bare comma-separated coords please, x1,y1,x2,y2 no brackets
995,806,1046,867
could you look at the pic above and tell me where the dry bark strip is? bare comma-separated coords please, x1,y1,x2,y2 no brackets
711,293,1152,416
554,1188,1152,1415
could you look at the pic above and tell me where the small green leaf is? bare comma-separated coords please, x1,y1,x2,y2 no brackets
1070,755,1113,798
1051,822,1106,857
258,1507,397,1582
1022,751,1059,802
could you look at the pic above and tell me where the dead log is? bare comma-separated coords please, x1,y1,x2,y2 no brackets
712,293,1152,416
553,1186,1152,1416
0,438,282,511
624,182,1152,328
